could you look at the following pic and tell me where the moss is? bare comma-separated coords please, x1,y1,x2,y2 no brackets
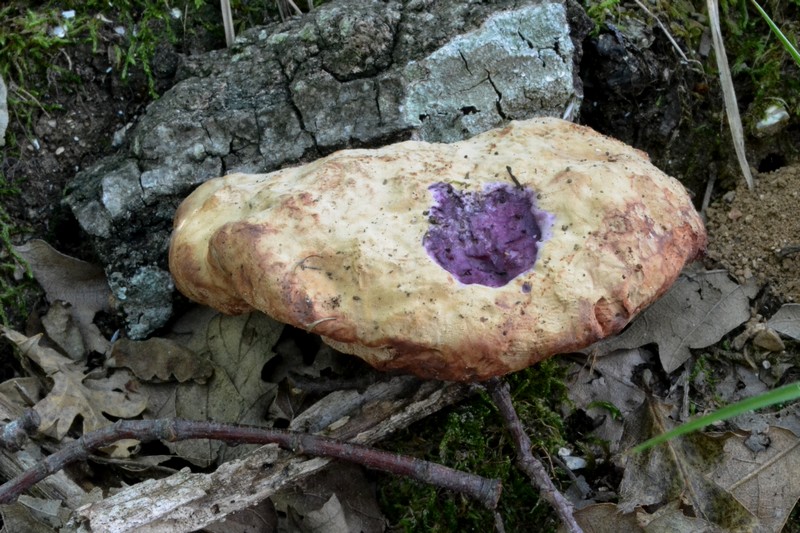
717,1,800,128
0,0,220,141
583,0,800,128
379,360,572,532
0,171,34,326
583,0,620,36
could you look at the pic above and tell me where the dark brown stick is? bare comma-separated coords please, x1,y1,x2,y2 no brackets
776,245,800,258
486,378,583,533
0,417,502,509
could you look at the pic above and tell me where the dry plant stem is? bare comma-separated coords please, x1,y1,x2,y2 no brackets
707,0,754,189
632,0,703,70
486,378,583,533
220,0,235,47
0,416,501,509
777,245,800,258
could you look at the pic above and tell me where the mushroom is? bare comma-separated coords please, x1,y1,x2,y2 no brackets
169,118,706,381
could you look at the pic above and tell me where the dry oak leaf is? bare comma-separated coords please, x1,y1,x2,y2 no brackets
138,308,282,467
588,270,755,373
170,118,706,381
1,327,146,440
767,303,800,341
618,397,754,531
107,337,214,383
14,239,111,354
710,426,800,533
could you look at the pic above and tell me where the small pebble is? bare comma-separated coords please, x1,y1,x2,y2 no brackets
727,208,743,220
753,328,785,352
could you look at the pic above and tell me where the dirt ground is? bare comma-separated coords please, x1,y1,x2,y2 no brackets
706,164,800,302
4,47,158,256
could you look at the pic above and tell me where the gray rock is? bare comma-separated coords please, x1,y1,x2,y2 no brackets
108,266,174,340
64,0,590,338
401,3,577,142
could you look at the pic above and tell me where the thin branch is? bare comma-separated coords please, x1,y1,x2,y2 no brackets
486,378,583,533
632,0,703,70
285,0,304,16
0,417,501,509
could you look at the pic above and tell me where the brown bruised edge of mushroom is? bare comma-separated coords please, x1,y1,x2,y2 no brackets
169,118,706,382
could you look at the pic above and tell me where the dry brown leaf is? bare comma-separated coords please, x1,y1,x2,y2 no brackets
0,377,42,415
138,307,283,466
767,303,800,340
272,463,386,533
107,337,214,383
620,407,800,531
637,501,725,532
203,499,278,533
1,326,146,440
35,366,146,441
1,327,73,374
16,495,70,530
15,239,111,354
565,348,648,454
589,270,756,373
618,397,754,530
566,503,642,533
710,426,800,532
40,301,85,360
0,501,57,533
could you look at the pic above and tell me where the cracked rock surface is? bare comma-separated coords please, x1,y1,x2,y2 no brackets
64,0,589,338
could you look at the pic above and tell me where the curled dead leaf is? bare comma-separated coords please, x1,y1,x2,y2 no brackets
107,337,214,384
1,326,146,441
14,239,111,354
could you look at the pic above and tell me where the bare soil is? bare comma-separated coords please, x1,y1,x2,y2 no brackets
706,164,800,302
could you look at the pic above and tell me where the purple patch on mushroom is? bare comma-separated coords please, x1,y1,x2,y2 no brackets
423,182,552,287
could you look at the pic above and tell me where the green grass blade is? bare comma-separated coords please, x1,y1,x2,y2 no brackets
632,381,800,453
749,0,800,67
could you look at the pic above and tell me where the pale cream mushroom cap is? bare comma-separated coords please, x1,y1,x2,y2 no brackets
169,118,706,381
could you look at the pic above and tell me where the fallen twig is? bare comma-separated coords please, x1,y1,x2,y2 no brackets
486,378,583,533
0,409,39,452
776,245,800,258
0,414,501,509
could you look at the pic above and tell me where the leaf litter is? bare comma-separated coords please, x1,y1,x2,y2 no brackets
14,240,111,354
768,303,800,340
587,269,758,372
563,265,800,532
106,337,214,383
146,307,284,466
0,328,146,443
